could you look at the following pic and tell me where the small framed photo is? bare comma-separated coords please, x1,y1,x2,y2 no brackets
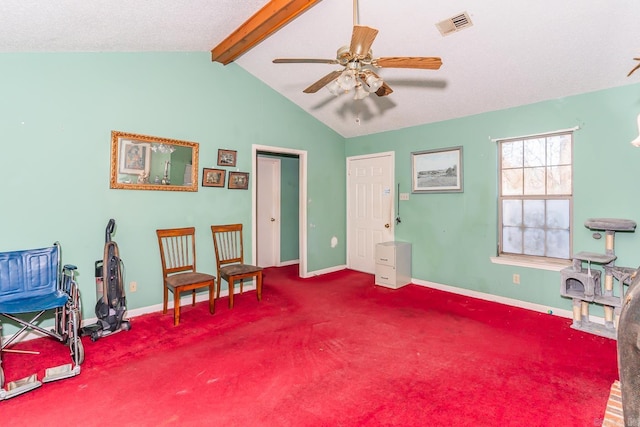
228,172,249,190
202,168,225,188
217,149,237,167
119,139,151,175
411,146,463,193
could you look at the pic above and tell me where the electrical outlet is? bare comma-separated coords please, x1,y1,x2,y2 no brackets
512,274,520,285
129,281,137,292
399,193,410,201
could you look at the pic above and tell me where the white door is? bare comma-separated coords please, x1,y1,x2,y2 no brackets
257,156,281,268
347,152,395,274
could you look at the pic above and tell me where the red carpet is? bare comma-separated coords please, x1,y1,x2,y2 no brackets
1,265,617,426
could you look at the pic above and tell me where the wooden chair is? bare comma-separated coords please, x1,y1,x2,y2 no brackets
211,224,263,308
156,227,216,326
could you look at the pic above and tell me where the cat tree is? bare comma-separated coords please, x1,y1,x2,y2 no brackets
560,218,637,339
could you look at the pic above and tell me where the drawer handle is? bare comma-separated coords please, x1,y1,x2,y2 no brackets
381,276,389,280
379,258,388,262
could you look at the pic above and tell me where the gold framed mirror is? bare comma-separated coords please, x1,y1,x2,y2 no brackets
110,130,199,191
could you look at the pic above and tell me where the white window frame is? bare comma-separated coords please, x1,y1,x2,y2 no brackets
491,129,576,271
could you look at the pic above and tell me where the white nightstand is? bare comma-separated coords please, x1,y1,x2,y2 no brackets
375,241,411,289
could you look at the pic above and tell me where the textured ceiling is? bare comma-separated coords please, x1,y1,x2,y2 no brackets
3,0,640,138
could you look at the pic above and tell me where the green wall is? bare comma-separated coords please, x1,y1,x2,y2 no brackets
346,83,640,312
280,156,300,262
0,52,345,329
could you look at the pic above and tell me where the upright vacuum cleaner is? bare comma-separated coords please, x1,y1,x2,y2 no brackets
81,219,131,341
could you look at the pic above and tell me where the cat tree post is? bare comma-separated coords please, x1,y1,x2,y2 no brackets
603,229,615,327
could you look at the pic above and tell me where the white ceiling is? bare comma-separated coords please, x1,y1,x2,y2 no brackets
3,0,640,138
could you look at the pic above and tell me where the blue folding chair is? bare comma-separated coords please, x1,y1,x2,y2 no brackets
0,243,84,400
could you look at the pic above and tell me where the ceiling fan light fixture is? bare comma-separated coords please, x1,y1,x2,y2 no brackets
353,83,369,100
337,69,357,91
327,79,343,96
151,143,176,154
365,72,383,92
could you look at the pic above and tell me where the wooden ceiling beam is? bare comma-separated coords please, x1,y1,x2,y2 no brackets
211,0,322,65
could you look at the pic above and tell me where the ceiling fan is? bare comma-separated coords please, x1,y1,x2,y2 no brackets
272,0,442,99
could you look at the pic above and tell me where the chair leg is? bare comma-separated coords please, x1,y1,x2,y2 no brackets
216,277,222,299
173,289,180,326
240,279,244,294
209,283,215,314
163,286,168,314
257,272,262,301
228,280,234,309
191,290,196,306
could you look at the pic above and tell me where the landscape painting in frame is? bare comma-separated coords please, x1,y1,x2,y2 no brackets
412,146,463,193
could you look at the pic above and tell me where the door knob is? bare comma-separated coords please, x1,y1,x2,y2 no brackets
270,218,275,222
385,223,390,228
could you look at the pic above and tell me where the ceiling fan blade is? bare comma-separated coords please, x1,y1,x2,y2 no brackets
350,25,379,58
375,82,393,97
374,57,443,70
628,58,640,77
273,58,339,64
303,70,343,93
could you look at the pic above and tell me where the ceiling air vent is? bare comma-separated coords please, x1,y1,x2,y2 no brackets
436,11,473,36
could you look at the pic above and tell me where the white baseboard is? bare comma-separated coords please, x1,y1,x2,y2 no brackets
304,264,347,278
278,259,299,267
410,277,590,322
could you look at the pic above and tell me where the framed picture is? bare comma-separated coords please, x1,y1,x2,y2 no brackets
411,146,463,193
202,168,226,188
217,149,237,167
228,172,249,190
119,139,151,175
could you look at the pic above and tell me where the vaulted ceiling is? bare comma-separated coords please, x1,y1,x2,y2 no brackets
3,0,640,138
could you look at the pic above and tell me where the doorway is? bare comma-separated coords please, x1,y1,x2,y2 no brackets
252,145,308,278
346,151,395,274
257,156,281,268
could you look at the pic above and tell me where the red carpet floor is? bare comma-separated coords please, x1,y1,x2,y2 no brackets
1,265,617,426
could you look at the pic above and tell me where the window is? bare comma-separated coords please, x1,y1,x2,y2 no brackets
498,132,573,260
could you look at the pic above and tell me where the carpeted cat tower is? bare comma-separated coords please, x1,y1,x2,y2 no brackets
560,218,637,339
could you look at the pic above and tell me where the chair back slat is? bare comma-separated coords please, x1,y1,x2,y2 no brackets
156,228,197,276
211,224,244,268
